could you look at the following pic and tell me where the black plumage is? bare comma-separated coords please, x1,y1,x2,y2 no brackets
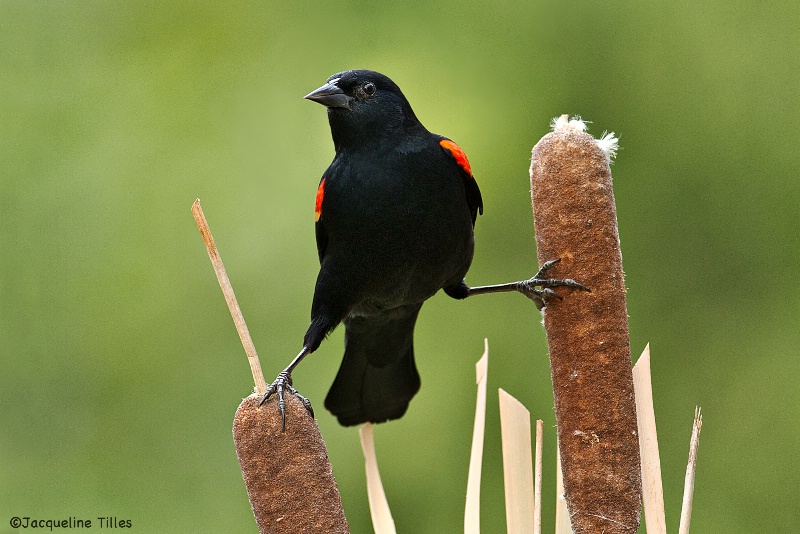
262,70,587,428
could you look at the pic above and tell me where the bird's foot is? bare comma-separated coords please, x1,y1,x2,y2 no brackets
517,259,590,310
260,370,315,432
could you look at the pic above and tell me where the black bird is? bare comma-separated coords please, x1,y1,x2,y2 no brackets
262,70,587,428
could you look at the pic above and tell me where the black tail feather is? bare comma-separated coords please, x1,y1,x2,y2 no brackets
324,304,422,426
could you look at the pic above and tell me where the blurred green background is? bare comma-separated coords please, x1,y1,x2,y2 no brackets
2,1,798,532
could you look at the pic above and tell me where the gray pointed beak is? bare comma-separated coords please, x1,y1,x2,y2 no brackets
304,81,351,109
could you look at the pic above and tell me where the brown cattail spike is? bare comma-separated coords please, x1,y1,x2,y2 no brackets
233,394,350,534
530,116,641,534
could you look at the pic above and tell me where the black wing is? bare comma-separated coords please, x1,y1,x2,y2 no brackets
437,137,484,225
314,176,328,263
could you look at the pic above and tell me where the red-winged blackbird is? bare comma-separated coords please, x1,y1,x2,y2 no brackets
262,70,587,428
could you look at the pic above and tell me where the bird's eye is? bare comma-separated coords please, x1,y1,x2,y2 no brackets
362,82,376,96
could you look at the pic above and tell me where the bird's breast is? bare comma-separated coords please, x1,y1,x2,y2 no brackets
321,149,475,305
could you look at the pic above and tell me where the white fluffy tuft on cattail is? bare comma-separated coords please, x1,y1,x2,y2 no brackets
549,115,619,163
550,114,588,132
596,131,619,162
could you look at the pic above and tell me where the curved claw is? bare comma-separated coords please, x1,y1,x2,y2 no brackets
535,258,562,277
260,371,314,432
289,387,315,419
516,259,591,310
536,277,591,293
516,281,562,310
540,287,562,300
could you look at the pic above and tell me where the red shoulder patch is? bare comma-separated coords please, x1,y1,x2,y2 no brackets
314,178,326,222
439,139,472,176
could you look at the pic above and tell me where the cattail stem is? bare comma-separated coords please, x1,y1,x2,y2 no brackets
464,340,489,534
678,407,703,534
633,344,668,534
533,419,543,534
192,199,348,532
529,116,641,533
191,199,267,395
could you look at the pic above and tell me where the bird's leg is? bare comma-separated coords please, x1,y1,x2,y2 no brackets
260,346,315,432
464,259,590,310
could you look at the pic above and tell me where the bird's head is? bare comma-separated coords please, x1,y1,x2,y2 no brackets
305,70,421,150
